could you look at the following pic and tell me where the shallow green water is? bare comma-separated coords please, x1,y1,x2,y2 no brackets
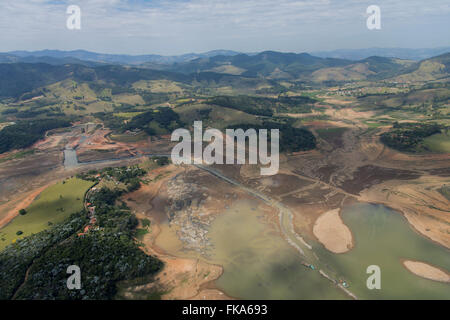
209,200,346,300
314,203,450,299
209,201,450,299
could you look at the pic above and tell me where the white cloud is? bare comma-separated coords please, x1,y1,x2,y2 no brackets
0,0,449,54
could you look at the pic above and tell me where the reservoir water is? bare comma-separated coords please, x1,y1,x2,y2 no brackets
207,201,450,299
152,166,450,299
314,203,450,299
208,200,346,299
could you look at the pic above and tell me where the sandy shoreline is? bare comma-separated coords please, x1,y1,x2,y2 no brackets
123,166,233,300
134,212,232,300
313,208,354,254
403,260,450,283
359,177,450,250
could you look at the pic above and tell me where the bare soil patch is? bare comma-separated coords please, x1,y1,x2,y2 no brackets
313,209,354,253
403,260,450,283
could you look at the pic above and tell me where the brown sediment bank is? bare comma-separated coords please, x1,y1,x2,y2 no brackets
313,208,354,254
130,212,231,300
124,166,233,300
359,176,450,250
402,260,450,283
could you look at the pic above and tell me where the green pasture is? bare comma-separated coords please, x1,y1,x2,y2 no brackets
0,178,94,250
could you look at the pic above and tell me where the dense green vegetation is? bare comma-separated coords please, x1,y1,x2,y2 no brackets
76,165,145,193
92,112,126,131
276,96,316,113
13,184,162,300
139,92,172,105
168,51,353,78
124,107,184,135
0,63,189,100
94,107,183,136
229,120,316,152
380,122,443,152
0,212,87,299
154,156,170,166
207,95,274,116
0,118,71,154
207,95,316,117
0,63,76,99
14,223,161,300
0,165,163,300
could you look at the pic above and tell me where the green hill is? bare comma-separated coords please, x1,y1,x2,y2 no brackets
392,53,450,82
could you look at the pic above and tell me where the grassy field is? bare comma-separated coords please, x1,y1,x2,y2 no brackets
0,178,94,250
112,93,145,106
422,131,450,153
113,112,144,119
44,80,114,114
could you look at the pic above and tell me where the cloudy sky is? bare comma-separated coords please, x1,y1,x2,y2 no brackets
0,0,449,55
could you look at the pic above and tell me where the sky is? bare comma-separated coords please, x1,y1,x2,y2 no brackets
0,0,449,55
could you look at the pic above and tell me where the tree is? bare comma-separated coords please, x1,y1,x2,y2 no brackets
19,209,27,216
156,156,169,166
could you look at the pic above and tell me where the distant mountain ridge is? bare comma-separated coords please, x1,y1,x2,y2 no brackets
0,51,448,99
162,51,354,78
312,47,450,61
3,47,450,66
4,49,242,65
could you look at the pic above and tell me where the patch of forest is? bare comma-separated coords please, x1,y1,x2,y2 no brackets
380,122,443,152
0,118,71,154
125,107,184,135
94,107,184,136
207,95,316,116
0,164,163,300
228,120,316,152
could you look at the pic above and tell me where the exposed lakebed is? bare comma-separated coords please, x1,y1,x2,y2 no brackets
156,200,450,299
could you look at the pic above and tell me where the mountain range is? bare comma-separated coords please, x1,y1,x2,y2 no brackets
2,49,242,66
2,47,450,67
0,49,449,99
311,47,450,61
